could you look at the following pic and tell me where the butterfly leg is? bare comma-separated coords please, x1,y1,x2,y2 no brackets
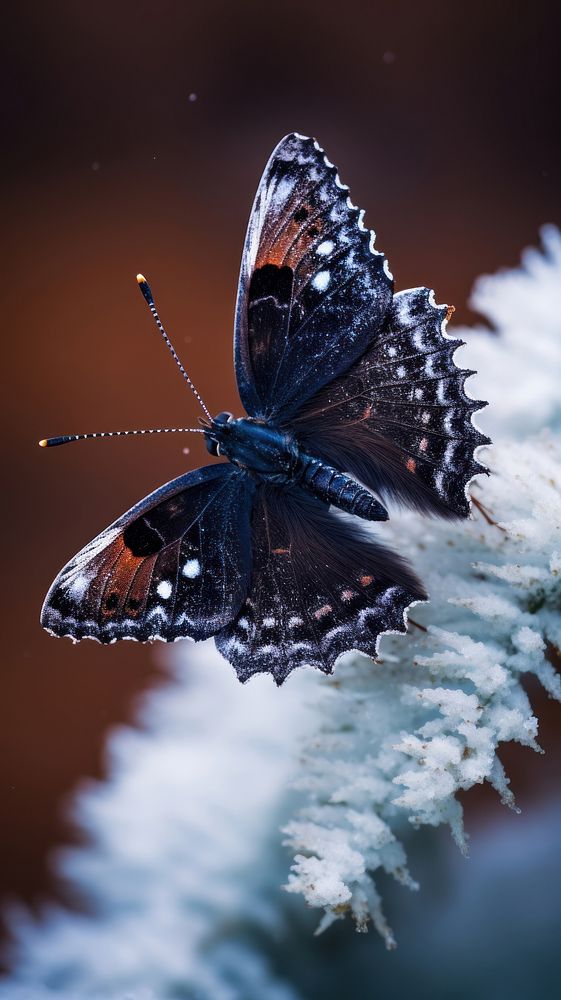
297,453,388,521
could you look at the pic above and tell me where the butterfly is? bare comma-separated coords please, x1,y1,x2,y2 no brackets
40,133,489,685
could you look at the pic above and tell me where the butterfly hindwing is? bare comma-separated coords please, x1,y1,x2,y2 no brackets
292,287,490,519
234,133,393,422
41,465,256,643
215,487,426,685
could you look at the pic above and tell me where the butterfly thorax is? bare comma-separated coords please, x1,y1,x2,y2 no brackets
207,414,388,522
207,416,299,484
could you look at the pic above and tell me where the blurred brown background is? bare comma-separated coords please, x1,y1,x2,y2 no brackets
1,0,560,940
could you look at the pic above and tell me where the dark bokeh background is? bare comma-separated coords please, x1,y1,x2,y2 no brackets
1,0,560,943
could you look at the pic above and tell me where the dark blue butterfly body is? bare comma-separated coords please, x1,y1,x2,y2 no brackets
41,133,489,684
207,415,388,521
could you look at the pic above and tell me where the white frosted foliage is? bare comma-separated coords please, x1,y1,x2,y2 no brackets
456,224,561,437
284,434,561,942
284,227,561,943
1,646,311,999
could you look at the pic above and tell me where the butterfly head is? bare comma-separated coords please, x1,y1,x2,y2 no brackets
205,411,235,456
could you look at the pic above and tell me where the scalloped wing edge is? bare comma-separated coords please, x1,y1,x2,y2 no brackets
420,286,492,515
214,594,428,687
295,132,393,278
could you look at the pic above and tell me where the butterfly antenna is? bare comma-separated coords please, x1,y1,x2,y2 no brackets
39,427,206,448
136,274,212,420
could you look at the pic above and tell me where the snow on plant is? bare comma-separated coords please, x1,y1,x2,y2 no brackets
458,224,561,437
284,434,561,942
0,649,311,1000
283,227,561,943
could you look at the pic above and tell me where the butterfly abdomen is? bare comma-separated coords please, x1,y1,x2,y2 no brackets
296,453,388,522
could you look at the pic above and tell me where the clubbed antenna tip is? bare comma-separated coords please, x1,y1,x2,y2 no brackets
136,274,153,303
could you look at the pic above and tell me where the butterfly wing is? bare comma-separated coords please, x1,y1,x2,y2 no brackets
215,486,426,685
234,133,393,422
41,464,256,643
291,287,490,519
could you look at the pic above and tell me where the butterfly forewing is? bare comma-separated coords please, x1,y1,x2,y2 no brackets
292,287,490,519
41,465,256,643
235,133,393,421
215,487,426,685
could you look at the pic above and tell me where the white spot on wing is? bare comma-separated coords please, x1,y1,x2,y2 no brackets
157,580,172,600
313,270,330,292
274,176,294,204
182,558,201,579
66,574,89,598
317,240,334,256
